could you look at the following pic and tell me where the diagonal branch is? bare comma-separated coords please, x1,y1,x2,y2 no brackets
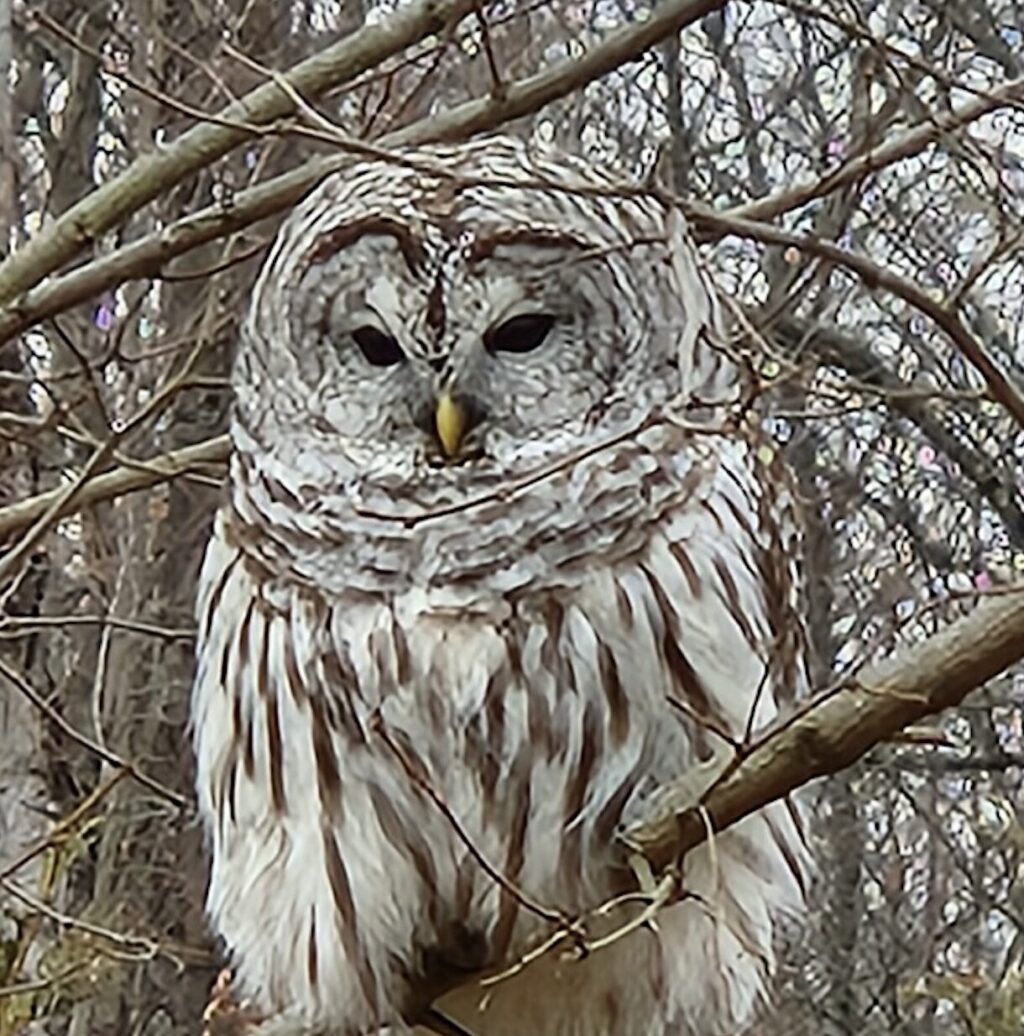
0,0,478,304
688,207,1024,431
0,435,228,545
0,0,726,346
389,0,726,145
725,76,1024,225
625,587,1024,870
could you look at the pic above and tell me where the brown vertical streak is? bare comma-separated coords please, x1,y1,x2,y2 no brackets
307,905,319,990
477,742,500,827
539,598,564,679
241,717,255,780
237,598,256,683
370,627,396,700
596,642,629,747
266,689,286,814
231,688,256,781
224,760,238,825
322,648,366,742
255,611,272,700
668,541,702,599
310,696,343,819
505,629,524,680
426,274,446,338
218,635,232,691
367,782,439,919
613,580,635,629
558,702,601,887
700,499,726,532
713,554,759,646
200,551,238,643
527,679,554,762
562,700,601,824
720,486,760,542
484,668,506,768
641,566,720,728
491,748,532,957
392,619,411,685
282,628,308,707
322,827,377,1011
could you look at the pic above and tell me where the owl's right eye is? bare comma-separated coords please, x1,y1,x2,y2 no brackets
352,326,405,367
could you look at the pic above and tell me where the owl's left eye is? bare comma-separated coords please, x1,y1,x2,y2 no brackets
484,313,555,355
352,326,405,367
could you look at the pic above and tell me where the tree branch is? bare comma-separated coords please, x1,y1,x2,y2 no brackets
625,587,1024,870
0,0,726,345
687,207,1024,431
724,75,1024,225
768,313,1024,548
0,435,228,545
0,0,477,304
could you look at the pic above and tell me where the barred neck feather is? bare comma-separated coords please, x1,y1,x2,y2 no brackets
226,411,740,601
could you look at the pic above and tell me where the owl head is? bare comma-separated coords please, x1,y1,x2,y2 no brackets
233,138,735,504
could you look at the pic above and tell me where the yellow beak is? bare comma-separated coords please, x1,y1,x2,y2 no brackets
434,393,467,457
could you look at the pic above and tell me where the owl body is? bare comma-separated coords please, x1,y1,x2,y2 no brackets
192,139,810,1036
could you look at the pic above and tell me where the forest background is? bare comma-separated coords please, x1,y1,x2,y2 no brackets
1,1,1023,1033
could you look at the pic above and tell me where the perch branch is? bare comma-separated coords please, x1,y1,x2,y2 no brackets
624,587,1024,870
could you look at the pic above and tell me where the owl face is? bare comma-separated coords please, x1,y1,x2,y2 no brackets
236,140,709,493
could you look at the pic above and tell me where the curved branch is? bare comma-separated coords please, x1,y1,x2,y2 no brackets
0,0,725,346
626,587,1024,870
0,0,477,304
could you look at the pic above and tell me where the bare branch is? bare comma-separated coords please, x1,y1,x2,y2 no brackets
0,435,228,545
0,0,726,345
726,76,1024,224
769,313,1024,549
0,0,477,303
389,0,727,145
626,587,1024,870
688,207,1024,431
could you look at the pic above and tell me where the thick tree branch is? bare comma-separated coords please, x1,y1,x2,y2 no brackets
0,0,477,304
625,587,1024,870
389,0,726,145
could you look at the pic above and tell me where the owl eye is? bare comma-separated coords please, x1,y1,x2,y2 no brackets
352,326,405,367
484,313,555,355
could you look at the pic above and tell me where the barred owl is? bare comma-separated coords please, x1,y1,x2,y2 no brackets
192,137,811,1036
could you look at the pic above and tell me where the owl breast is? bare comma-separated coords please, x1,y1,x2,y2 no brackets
191,425,808,1036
